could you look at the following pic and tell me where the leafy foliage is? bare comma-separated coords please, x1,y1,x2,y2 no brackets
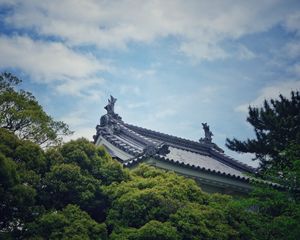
59,138,129,185
225,90,300,239
26,204,108,240
226,91,300,173
105,164,206,230
110,220,180,240
0,72,72,147
0,129,39,233
0,130,127,238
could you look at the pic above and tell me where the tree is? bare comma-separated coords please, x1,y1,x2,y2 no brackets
110,220,180,240
227,187,300,240
170,202,237,240
0,72,72,147
0,129,39,235
226,91,300,174
59,138,129,185
105,164,207,232
225,90,300,239
0,131,128,237
26,204,108,240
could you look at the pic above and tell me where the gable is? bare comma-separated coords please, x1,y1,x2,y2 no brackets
94,96,257,195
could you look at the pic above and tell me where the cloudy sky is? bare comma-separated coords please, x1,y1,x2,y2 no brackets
1,0,300,166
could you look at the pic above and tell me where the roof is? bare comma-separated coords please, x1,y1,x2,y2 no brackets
94,96,257,182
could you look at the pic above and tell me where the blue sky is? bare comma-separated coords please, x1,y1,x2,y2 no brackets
1,0,300,166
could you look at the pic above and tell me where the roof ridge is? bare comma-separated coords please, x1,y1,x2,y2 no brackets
124,122,255,172
102,133,142,156
117,122,160,146
124,123,198,143
124,123,212,150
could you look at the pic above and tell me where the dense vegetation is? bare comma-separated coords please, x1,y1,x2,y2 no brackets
1,132,299,239
0,72,72,147
1,73,299,239
226,91,300,198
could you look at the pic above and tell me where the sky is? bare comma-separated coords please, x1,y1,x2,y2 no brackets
1,0,300,167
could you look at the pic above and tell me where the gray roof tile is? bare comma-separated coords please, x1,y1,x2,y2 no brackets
165,147,247,178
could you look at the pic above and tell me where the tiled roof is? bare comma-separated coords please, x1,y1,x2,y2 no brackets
124,123,255,173
94,96,257,183
124,153,250,181
165,147,247,178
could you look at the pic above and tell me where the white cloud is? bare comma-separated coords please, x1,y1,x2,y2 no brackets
0,35,107,97
127,101,150,109
284,11,300,34
119,85,141,96
180,41,228,61
60,108,99,142
153,108,177,119
235,80,300,112
60,109,91,127
55,77,105,99
63,127,95,142
290,63,300,76
127,68,156,80
284,41,300,59
2,0,298,60
0,35,105,81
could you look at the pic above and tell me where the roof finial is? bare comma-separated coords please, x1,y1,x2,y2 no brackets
200,122,213,143
104,95,117,115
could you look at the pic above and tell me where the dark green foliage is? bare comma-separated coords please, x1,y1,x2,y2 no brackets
0,152,18,188
226,91,300,173
0,129,128,237
170,203,237,240
225,90,300,239
27,204,108,240
41,163,102,209
0,129,40,232
0,128,21,157
225,200,263,240
59,138,130,185
0,72,72,147
40,139,129,222
277,143,300,199
229,187,300,240
15,141,46,173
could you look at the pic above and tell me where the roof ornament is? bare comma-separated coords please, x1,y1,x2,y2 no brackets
105,95,117,115
199,122,213,143
97,95,122,134
143,144,158,157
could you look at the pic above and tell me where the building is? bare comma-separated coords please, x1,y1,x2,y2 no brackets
94,96,257,195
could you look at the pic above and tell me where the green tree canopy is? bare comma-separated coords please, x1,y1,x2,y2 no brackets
0,129,129,237
110,220,180,240
0,72,72,147
105,164,207,231
26,204,108,240
0,129,39,234
226,91,300,174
